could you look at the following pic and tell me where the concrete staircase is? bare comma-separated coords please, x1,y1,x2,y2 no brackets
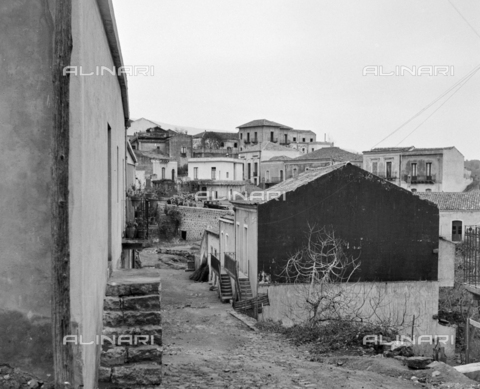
98,269,162,388
238,278,253,300
219,274,233,302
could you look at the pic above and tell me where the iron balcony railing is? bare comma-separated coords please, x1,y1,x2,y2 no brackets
464,226,480,287
403,174,436,184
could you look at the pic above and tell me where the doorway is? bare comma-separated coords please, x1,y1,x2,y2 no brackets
452,220,463,242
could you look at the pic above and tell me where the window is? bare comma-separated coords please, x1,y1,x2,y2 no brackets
452,221,463,242
302,148,306,153
426,162,432,177
234,142,237,148
162,167,165,179
240,133,243,140
226,172,229,179
240,147,243,151
386,161,392,179
220,142,224,147
312,148,314,152
254,132,258,142
302,138,306,142
211,167,216,180
194,167,198,179
181,146,187,154
132,145,136,149
270,131,274,141
310,138,313,142
411,163,417,177
247,133,250,142
266,170,270,180
293,137,296,142
280,170,284,181
372,162,378,175
254,162,258,177
248,163,251,179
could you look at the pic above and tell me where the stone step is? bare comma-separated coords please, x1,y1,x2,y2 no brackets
106,269,161,297
99,363,162,386
104,311,161,327
102,325,162,347
101,345,163,367
104,295,161,312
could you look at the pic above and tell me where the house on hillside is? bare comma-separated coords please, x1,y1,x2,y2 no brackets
130,123,192,175
363,146,473,192
135,150,177,188
417,192,480,242
218,163,454,354
239,141,302,186
260,156,292,188
285,147,362,179
127,117,162,137
188,157,245,199
0,0,130,386
192,131,239,158
237,119,333,154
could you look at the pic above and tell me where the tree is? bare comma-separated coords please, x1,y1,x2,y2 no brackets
280,224,361,322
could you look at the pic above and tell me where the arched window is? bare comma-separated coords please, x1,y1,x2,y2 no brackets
161,167,165,179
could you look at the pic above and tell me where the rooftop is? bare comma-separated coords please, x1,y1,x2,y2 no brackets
237,119,293,130
290,147,362,162
267,155,293,161
233,163,349,205
416,192,480,211
364,146,456,154
134,150,170,160
192,131,239,140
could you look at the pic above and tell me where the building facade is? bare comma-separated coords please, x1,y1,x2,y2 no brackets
0,0,129,386
417,192,480,241
363,146,472,192
192,131,239,158
188,157,246,199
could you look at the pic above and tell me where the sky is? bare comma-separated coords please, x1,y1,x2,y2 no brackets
113,0,480,159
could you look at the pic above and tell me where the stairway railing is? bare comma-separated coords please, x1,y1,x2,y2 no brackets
225,252,241,301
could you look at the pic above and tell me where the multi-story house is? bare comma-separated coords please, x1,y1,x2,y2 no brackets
363,146,472,192
130,124,192,177
236,119,332,154
285,147,363,179
192,131,239,158
238,141,302,186
188,157,245,200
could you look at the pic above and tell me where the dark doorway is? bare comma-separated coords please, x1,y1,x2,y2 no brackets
452,221,463,242
181,231,187,240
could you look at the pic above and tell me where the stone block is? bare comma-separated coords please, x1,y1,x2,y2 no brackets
123,311,161,326
407,356,434,369
127,345,163,363
106,283,131,297
98,366,112,382
103,311,124,327
101,346,127,367
130,283,160,296
104,296,122,311
102,325,162,346
111,364,162,385
123,295,160,311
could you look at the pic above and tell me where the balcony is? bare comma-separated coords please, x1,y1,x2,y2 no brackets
404,174,436,184
374,173,397,181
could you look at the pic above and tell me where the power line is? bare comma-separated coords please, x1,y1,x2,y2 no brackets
448,0,480,40
396,68,479,145
371,64,480,148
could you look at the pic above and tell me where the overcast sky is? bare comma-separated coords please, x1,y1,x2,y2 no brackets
113,0,479,159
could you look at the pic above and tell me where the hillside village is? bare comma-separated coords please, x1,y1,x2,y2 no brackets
2,1,480,389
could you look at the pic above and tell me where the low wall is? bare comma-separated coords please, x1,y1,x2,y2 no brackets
259,281,456,357
165,205,231,241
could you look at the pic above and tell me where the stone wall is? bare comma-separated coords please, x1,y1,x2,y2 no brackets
166,205,231,241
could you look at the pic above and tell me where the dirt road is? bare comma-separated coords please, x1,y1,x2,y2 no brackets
158,263,424,389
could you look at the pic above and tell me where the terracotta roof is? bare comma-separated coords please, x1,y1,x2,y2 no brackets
416,192,480,211
192,131,239,140
237,119,292,130
267,155,293,161
291,147,362,162
134,150,170,160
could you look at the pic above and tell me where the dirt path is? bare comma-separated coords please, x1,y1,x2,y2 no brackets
158,264,425,389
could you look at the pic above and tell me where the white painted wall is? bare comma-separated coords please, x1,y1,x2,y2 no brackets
127,117,159,136
152,160,178,180
443,148,472,192
439,210,480,241
188,158,244,181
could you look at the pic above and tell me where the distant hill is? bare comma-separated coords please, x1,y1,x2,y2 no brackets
465,160,480,192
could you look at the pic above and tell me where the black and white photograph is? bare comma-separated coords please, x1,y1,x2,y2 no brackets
0,0,480,388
